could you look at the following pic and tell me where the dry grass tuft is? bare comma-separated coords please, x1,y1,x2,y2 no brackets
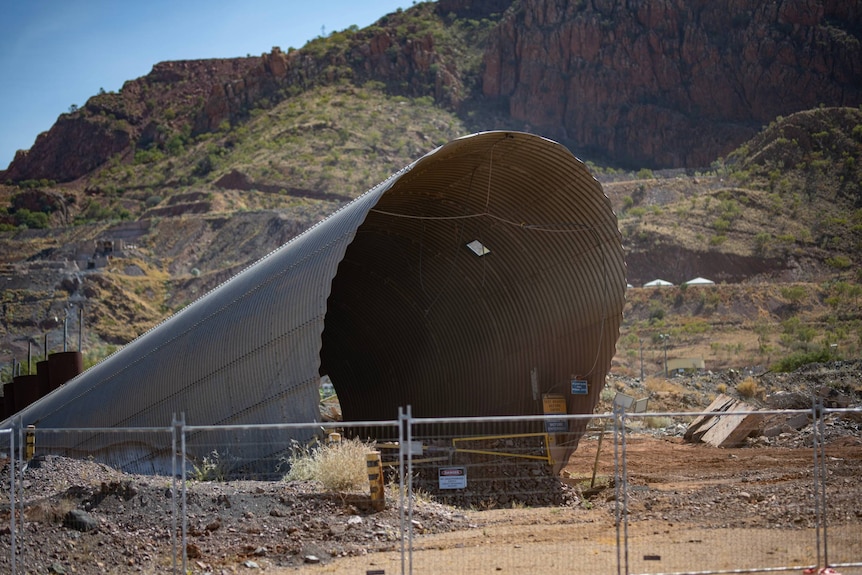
285,437,374,492
644,377,686,394
644,416,673,429
191,450,234,482
736,376,762,399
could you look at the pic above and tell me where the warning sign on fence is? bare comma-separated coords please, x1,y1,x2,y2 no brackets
438,466,467,489
542,393,568,433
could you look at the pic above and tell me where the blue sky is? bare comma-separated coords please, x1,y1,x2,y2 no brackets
0,0,410,170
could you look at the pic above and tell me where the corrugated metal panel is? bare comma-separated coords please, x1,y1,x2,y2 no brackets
2,131,625,474
322,132,626,469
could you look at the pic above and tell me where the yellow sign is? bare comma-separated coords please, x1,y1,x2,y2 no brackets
542,394,568,433
542,394,567,415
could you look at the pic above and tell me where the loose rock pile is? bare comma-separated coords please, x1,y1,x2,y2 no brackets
0,454,469,574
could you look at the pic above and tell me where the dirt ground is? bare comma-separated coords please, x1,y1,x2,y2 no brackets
292,432,862,575
1,430,860,575
1,362,860,574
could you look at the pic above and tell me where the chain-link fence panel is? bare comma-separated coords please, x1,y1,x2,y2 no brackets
615,408,849,575
820,407,862,573
403,413,615,575
0,429,15,574
175,419,402,573
2,426,176,574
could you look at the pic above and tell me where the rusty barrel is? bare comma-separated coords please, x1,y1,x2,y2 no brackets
36,360,51,398
12,374,41,413
1,382,13,419
48,351,83,392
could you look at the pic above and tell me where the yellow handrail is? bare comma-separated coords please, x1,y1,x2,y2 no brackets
451,433,552,464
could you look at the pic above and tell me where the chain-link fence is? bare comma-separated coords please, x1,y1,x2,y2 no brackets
0,429,14,574
0,425,178,574
0,405,860,574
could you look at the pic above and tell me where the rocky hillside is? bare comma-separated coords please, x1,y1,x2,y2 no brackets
0,106,860,377
3,0,860,182
2,1,507,183
483,0,862,168
0,1,860,377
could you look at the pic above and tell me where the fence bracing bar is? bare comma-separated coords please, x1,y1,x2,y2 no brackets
451,432,554,464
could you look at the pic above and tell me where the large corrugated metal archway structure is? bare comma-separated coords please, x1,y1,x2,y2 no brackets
3,132,626,474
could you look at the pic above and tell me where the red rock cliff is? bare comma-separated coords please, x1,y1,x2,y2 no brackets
482,0,862,168
4,58,261,183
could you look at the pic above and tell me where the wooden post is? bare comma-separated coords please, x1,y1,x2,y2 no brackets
590,420,607,489
366,451,385,511
25,425,35,461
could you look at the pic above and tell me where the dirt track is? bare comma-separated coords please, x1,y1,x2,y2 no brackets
291,433,862,575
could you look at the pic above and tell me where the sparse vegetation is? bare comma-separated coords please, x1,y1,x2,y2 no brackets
772,348,835,372
191,450,233,482
0,7,860,379
284,437,374,492
735,377,761,399
644,416,672,428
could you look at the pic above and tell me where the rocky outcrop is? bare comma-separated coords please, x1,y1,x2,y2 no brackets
482,0,862,168
4,58,261,183
4,115,131,183
194,26,461,135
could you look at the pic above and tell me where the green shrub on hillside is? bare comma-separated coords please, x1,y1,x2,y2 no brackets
772,348,834,372
826,255,853,271
713,217,731,232
780,285,807,304
134,147,164,165
12,209,50,229
754,232,772,254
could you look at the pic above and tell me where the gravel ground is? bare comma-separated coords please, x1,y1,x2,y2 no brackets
0,362,859,574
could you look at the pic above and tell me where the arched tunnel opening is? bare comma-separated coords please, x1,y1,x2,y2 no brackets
319,132,626,463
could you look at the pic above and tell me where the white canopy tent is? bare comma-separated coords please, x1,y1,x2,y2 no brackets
684,277,715,285
643,279,674,287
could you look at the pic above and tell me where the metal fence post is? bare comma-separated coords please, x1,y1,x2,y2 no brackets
180,413,188,575
398,406,406,575
8,429,16,575
620,406,630,575
812,398,823,569
816,398,829,568
614,405,630,575
170,412,188,575
171,413,178,575
406,405,414,575
398,405,413,575
15,416,24,564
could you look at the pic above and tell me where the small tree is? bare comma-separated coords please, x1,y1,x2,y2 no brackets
780,285,807,307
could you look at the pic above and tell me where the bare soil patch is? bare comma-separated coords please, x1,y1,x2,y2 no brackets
1,429,859,575
1,362,860,574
